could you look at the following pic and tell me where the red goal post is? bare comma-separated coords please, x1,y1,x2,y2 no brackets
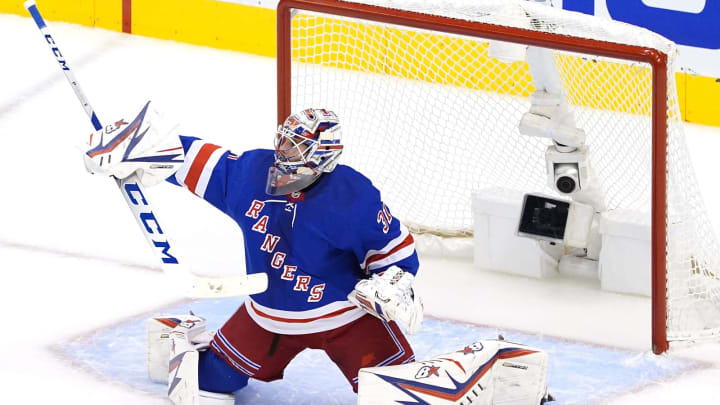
277,0,672,353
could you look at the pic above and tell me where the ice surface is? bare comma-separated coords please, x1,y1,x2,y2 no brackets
63,297,699,405
2,11,720,405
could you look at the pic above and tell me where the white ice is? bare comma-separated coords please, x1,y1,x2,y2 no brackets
2,13,720,404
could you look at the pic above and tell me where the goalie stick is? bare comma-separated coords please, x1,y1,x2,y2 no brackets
24,0,268,298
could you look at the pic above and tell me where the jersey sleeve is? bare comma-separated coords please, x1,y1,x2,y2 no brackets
167,136,239,214
348,193,419,277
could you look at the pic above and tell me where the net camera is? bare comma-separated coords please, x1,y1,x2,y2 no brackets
545,145,589,196
553,163,580,194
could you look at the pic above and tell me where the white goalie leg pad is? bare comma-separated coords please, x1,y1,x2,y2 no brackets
358,341,496,405
358,340,549,405
492,340,549,405
166,325,235,405
147,315,207,383
168,330,200,405
168,353,235,405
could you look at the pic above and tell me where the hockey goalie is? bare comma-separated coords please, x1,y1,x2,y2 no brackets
84,101,550,404
358,339,552,405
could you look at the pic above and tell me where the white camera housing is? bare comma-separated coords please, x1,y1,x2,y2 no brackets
519,111,586,150
546,145,590,195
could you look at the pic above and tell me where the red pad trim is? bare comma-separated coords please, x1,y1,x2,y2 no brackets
154,318,180,328
439,357,466,374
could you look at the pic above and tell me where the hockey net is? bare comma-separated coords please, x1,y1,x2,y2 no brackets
276,0,720,352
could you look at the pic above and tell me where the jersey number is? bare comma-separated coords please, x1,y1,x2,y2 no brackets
377,204,393,234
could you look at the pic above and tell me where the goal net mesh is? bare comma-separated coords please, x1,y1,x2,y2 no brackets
285,0,720,343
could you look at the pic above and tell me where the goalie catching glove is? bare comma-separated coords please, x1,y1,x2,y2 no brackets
348,266,423,334
83,101,184,186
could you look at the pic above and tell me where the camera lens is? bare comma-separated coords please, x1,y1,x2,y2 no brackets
554,163,579,194
556,176,576,194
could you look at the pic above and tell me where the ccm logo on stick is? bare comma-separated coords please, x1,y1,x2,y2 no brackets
124,182,178,264
43,34,69,70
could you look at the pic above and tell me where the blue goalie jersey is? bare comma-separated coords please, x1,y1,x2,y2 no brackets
169,136,419,334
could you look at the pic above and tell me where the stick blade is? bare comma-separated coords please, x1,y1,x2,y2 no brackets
189,273,268,298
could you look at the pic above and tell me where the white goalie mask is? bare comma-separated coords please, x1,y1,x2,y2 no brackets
266,108,343,196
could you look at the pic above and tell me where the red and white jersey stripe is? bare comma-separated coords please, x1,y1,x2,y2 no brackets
174,140,226,197
360,223,415,273
244,296,366,335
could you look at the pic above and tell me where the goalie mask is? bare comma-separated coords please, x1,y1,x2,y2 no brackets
266,108,343,195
